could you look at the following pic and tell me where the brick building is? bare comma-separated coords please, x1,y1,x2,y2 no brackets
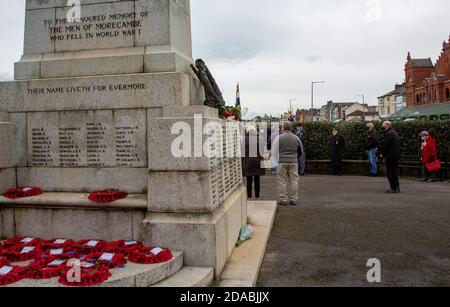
405,35,450,107
296,108,320,122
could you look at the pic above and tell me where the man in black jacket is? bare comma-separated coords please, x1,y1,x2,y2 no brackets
381,121,401,193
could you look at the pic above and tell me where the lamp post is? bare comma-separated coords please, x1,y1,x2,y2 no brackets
289,98,297,114
311,81,325,109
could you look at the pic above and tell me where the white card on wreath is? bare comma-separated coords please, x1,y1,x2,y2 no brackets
99,253,115,261
48,260,66,267
22,188,32,192
86,240,99,247
124,241,137,246
50,249,63,255
151,247,163,255
80,262,94,268
0,266,13,276
54,239,67,245
21,237,34,243
20,246,35,254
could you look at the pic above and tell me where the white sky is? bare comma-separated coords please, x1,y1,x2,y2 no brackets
1,0,449,116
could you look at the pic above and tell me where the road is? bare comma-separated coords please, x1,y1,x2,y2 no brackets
256,175,450,287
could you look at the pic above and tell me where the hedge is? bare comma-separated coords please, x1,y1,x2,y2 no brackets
302,121,450,161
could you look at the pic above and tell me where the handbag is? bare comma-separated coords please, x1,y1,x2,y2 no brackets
261,160,272,169
425,158,441,173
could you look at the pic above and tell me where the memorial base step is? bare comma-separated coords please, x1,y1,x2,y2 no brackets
0,193,148,242
4,251,184,288
152,267,214,287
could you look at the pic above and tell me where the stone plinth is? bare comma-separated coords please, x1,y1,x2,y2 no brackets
141,186,247,278
16,0,193,79
0,111,16,198
0,193,147,241
143,107,246,276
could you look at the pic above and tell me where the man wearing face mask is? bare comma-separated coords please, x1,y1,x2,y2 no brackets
366,123,379,177
419,131,438,182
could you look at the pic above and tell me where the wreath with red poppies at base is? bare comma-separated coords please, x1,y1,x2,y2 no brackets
2,187,43,200
0,237,173,287
88,190,128,203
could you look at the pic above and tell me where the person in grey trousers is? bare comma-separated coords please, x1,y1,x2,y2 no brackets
271,122,303,206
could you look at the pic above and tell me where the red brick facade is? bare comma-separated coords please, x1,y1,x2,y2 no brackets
405,35,450,107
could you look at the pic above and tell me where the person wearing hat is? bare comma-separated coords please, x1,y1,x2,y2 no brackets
242,126,266,199
419,131,438,182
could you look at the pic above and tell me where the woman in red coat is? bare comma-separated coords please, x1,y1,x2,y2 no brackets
420,131,438,182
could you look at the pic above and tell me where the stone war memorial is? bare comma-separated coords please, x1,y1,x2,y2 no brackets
0,0,248,287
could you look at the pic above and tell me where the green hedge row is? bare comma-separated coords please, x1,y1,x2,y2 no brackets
302,121,450,161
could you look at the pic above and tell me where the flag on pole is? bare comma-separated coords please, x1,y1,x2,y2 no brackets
235,83,241,107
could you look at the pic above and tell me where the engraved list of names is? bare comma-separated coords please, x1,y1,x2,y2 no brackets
28,110,146,168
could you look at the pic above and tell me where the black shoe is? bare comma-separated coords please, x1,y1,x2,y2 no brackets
425,179,434,183
289,201,297,206
386,189,400,194
277,201,289,207
417,178,428,182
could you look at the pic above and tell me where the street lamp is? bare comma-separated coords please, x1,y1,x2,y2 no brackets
311,81,325,109
289,98,297,114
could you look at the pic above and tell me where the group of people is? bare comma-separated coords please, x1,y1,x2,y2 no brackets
242,120,440,205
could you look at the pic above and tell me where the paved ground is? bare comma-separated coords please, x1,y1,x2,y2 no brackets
256,174,450,287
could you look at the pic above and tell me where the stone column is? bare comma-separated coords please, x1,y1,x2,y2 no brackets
0,111,15,193
0,111,16,239
142,106,247,277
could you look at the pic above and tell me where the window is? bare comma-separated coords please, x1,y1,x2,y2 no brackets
446,88,450,100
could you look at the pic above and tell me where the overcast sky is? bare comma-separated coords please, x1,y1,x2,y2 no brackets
1,0,449,115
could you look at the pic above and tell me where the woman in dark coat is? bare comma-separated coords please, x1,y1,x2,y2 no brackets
330,128,345,176
242,126,266,199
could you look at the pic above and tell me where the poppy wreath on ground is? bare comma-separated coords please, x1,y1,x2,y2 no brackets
1,237,41,249
0,265,24,286
0,257,10,267
82,252,127,269
59,265,112,287
72,240,107,255
4,245,44,262
103,240,145,256
128,247,173,265
2,187,43,200
21,257,67,280
88,190,128,203
0,237,174,286
38,239,76,252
